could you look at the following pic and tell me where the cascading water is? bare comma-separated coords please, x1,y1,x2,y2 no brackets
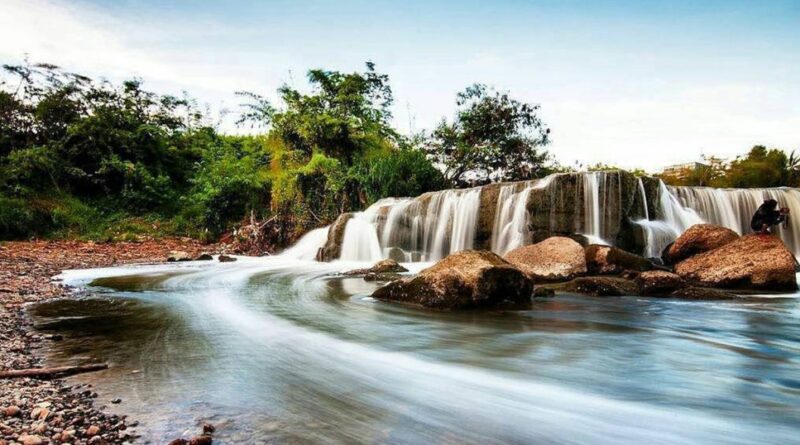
319,171,800,263
636,180,705,258
669,186,800,255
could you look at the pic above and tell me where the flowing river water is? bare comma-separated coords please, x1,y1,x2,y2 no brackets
30,254,800,444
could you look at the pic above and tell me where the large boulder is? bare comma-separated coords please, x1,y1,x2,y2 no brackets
504,237,587,282
666,224,739,264
371,250,534,310
585,244,654,275
316,213,353,262
635,270,684,296
675,234,798,291
563,276,638,297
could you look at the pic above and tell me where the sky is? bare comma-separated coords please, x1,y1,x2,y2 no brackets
1,0,798,172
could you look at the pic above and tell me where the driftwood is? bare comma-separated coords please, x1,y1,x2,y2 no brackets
0,363,108,379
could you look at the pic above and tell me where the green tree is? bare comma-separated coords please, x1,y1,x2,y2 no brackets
426,84,551,186
723,145,787,188
243,62,397,164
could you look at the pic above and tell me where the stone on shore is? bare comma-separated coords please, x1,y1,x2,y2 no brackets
504,236,587,282
675,234,798,291
371,250,534,309
167,250,192,262
666,224,739,264
218,254,237,263
635,270,685,296
585,244,654,275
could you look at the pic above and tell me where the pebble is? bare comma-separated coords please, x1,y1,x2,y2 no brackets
0,240,212,444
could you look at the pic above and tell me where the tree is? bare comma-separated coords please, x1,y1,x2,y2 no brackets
241,62,397,164
426,84,551,186
723,145,787,188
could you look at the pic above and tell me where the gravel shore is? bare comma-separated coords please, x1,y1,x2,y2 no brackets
0,240,216,445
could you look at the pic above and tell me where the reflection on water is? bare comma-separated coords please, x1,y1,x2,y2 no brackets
30,258,800,444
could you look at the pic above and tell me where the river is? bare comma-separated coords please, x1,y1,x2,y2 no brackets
29,255,800,444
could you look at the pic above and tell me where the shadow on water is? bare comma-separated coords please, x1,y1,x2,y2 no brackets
29,262,800,444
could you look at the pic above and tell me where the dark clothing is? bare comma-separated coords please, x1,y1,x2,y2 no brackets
751,201,785,232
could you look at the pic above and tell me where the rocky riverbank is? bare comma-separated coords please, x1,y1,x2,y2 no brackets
0,240,215,445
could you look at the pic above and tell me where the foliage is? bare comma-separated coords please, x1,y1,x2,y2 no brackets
356,147,447,202
660,147,797,188
426,84,551,186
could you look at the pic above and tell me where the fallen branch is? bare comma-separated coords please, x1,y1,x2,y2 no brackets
0,363,108,379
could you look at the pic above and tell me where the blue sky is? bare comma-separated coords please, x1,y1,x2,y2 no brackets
1,0,798,171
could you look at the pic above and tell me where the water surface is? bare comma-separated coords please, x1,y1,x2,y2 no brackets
31,257,800,444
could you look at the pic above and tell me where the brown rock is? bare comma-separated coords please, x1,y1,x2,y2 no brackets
563,276,638,296
189,435,214,445
167,250,192,262
218,254,237,263
86,425,101,436
675,234,798,291
585,244,654,275
342,259,408,276
504,237,587,282
636,271,684,296
371,250,534,309
667,224,739,264
316,213,353,261
30,407,49,421
18,435,43,445
4,406,20,417
671,287,738,300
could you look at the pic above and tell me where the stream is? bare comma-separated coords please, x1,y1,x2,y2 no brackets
30,256,800,444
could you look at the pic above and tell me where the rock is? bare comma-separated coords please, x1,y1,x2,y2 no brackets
585,244,654,275
111,398,121,404
635,271,684,296
675,234,798,291
563,276,638,296
88,436,108,445
168,440,188,445
666,224,739,264
316,213,353,261
167,251,192,262
86,425,101,436
504,237,587,282
343,259,408,276
18,434,43,445
29,407,49,421
202,423,215,434
371,250,534,309
363,272,402,282
670,287,738,300
194,253,214,261
189,435,213,445
533,287,555,298
4,406,20,417
218,254,237,263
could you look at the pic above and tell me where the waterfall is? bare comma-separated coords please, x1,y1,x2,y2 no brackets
669,186,800,255
491,182,535,255
298,171,800,263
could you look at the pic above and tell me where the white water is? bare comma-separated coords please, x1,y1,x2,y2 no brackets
317,172,800,262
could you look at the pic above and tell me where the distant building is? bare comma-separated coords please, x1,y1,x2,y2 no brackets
660,162,708,180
